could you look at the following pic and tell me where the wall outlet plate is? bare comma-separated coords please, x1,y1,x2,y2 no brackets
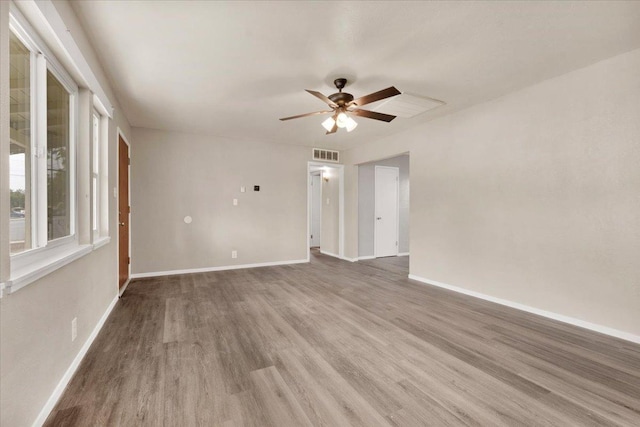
231,250,237,259
254,185,260,191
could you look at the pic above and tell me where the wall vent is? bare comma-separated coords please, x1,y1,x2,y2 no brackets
312,148,339,163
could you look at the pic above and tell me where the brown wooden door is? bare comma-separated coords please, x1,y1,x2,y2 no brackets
118,136,130,289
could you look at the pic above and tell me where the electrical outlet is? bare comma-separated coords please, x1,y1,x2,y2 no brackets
231,250,238,259
233,198,238,206
240,186,246,193
71,317,77,342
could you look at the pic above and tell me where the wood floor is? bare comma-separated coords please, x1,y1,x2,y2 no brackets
45,251,640,426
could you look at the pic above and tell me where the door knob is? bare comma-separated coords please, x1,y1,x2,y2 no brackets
119,222,125,226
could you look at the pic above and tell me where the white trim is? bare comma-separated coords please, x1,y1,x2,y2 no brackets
116,129,131,292
92,236,110,250
319,251,357,262
26,0,114,117
118,277,131,297
398,252,410,257
408,274,640,345
358,255,376,260
320,250,340,258
130,258,309,279
307,161,344,261
6,244,92,294
32,294,119,427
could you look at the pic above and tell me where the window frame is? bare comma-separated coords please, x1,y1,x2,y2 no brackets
9,4,83,286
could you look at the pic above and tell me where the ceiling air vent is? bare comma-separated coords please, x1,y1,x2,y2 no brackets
371,93,445,118
312,148,339,163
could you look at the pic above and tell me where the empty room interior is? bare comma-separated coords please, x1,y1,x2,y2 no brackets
2,1,640,426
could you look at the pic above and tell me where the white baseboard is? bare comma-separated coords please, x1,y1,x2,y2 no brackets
130,258,309,279
33,295,119,426
356,254,408,261
319,251,358,262
119,278,131,296
408,275,640,345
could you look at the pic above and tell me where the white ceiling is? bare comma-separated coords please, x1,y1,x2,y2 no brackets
71,1,640,150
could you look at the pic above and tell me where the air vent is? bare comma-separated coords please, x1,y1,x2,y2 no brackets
312,148,339,163
372,93,445,118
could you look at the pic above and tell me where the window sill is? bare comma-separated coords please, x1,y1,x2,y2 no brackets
5,244,93,295
92,236,111,250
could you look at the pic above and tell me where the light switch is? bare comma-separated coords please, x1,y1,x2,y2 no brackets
240,186,246,193
233,199,238,206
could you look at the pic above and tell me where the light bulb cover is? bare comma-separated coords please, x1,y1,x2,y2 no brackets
345,116,358,132
321,117,335,132
336,112,349,128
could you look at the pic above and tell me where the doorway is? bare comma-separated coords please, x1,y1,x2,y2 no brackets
310,172,322,248
374,166,399,257
307,161,344,261
118,133,130,291
357,153,409,260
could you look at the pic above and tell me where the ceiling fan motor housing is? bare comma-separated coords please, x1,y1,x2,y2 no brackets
328,92,354,107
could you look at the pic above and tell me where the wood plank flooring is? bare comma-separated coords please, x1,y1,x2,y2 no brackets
45,251,640,426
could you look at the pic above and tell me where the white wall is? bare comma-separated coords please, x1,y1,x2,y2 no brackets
320,170,340,256
344,48,640,337
0,1,133,425
358,155,410,257
130,128,311,274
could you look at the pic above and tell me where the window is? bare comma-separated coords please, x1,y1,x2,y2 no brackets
92,111,100,239
9,10,78,266
9,31,32,254
5,3,114,292
47,70,72,241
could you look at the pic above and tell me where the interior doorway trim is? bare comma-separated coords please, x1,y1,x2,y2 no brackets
307,161,345,261
117,128,131,296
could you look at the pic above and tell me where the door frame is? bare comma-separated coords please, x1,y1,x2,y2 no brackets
117,128,131,296
309,171,322,248
307,161,344,261
374,165,399,258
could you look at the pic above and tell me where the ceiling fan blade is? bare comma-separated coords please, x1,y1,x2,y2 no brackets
279,110,333,121
350,109,397,122
326,122,338,135
306,89,338,108
350,86,401,107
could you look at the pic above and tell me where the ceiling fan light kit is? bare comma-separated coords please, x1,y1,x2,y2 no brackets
280,78,400,135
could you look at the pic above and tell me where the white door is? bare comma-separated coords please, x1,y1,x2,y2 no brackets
310,174,322,247
375,166,399,257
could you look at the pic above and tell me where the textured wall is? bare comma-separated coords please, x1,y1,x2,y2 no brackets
320,169,340,256
344,48,640,336
130,128,310,274
0,1,133,425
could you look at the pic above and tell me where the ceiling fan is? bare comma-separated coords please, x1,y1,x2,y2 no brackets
280,78,401,134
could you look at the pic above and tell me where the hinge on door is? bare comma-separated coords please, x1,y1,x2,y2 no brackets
128,157,131,165
128,257,131,264
128,206,131,214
